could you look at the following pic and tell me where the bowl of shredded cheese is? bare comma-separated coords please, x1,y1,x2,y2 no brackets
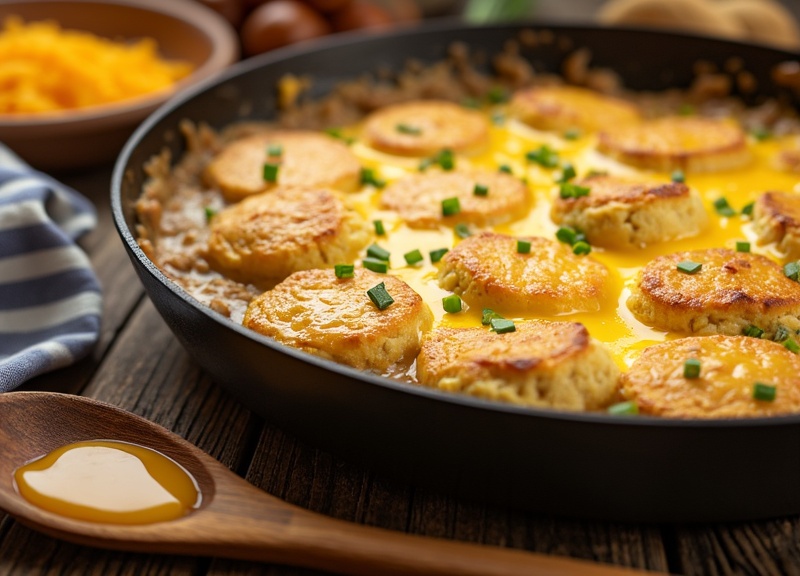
0,0,239,170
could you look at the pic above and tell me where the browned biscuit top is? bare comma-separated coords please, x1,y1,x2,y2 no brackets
555,174,691,209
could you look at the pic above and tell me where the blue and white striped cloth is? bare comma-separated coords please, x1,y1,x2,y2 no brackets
0,144,101,391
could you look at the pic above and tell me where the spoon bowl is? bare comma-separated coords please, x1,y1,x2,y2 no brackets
0,392,644,575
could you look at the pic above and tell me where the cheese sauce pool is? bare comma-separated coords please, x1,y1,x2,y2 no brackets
345,115,800,373
14,440,201,524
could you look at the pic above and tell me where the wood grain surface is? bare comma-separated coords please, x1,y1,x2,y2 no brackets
1,166,797,575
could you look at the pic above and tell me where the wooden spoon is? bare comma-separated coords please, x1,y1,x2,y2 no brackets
0,392,650,576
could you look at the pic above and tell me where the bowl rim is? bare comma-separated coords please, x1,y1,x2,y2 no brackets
0,0,239,128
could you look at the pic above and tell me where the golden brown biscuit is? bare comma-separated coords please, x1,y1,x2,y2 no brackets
628,248,800,338
362,100,489,157
508,85,641,133
380,169,530,228
550,174,707,248
438,232,611,315
753,191,800,260
205,187,370,284
204,130,361,202
621,335,800,418
598,117,751,173
417,321,620,410
243,268,433,371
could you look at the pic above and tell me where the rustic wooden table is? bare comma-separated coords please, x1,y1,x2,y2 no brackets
2,163,799,575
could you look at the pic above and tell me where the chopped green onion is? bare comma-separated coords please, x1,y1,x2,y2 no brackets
752,382,777,402
334,264,354,279
396,123,421,135
262,162,279,183
526,145,560,168
743,324,764,338
683,358,701,379
486,86,509,103
556,162,576,184
784,338,800,354
367,243,390,261
363,257,389,274
454,223,471,238
441,197,461,217
367,282,394,310
442,294,463,313
751,127,772,141
784,261,800,282
267,144,283,157
360,167,385,188
563,128,581,140
713,197,736,217
204,206,216,223
429,248,449,263
517,239,532,254
572,241,591,255
607,401,639,416
556,226,578,245
678,103,695,116
735,241,751,253
677,260,702,274
325,128,354,145
498,164,513,174
404,249,424,265
473,183,489,196
481,308,504,325
671,170,685,183
774,325,791,342
490,318,516,333
559,182,590,199
741,202,755,217
373,219,386,236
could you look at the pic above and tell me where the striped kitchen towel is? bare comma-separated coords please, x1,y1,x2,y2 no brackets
0,144,102,391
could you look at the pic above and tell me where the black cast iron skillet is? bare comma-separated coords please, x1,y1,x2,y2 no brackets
112,20,800,523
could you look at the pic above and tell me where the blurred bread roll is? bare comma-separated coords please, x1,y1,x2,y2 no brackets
716,0,800,49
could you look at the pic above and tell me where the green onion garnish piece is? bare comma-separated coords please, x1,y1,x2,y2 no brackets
442,294,463,313
526,145,560,168
671,170,685,183
713,197,736,217
563,128,581,140
454,223,471,238
751,127,772,141
367,282,394,310
334,264,355,279
481,308,504,325
486,86,508,103
556,162,576,184
784,261,800,282
360,167,386,188
363,257,389,274
678,103,695,116
204,206,216,223
559,182,590,199
418,158,433,171
441,197,461,217
325,128,354,145
774,325,791,342
436,149,455,171
752,382,777,402
555,226,577,245
498,164,513,174
572,241,591,255
677,260,702,274
404,249,424,265
683,358,701,379
263,162,279,183
607,401,639,416
367,243,390,261
473,183,489,197
784,338,800,354
743,324,764,338
517,239,532,254
267,144,283,157
741,202,755,217
490,318,516,333
736,241,751,253
429,247,449,263
373,219,386,236
396,123,421,135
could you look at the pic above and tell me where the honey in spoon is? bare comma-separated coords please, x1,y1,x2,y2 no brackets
13,440,200,524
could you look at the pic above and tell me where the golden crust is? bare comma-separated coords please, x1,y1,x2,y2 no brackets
621,335,800,418
417,321,620,410
598,117,751,173
508,85,641,133
205,187,370,284
203,130,361,202
363,100,490,157
628,248,800,338
753,190,800,260
438,232,610,315
243,268,433,371
550,174,707,248
380,169,530,228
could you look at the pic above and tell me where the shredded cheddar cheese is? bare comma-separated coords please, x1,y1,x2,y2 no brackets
0,17,194,114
